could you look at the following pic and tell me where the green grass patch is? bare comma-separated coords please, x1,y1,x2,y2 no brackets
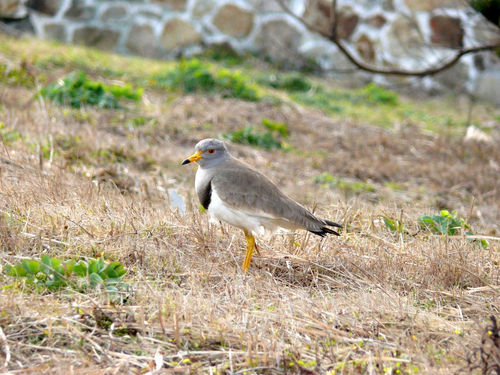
155,58,259,101
418,210,488,248
0,122,22,145
258,72,313,92
314,172,376,194
223,118,290,150
5,255,128,297
40,71,142,109
0,62,36,87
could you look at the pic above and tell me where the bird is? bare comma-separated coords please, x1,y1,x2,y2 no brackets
182,138,342,271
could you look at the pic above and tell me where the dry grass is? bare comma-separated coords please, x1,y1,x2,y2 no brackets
0,35,500,374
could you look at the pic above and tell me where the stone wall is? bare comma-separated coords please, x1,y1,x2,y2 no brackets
2,0,500,97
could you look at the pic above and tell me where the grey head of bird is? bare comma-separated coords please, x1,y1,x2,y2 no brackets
181,138,230,168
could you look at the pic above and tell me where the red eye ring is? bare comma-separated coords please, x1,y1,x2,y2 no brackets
207,149,215,154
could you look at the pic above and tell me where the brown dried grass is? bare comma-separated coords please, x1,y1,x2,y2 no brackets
0,71,499,374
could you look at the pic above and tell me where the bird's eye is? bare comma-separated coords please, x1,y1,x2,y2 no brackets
207,149,215,154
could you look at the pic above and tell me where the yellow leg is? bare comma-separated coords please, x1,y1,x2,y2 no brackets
242,231,256,272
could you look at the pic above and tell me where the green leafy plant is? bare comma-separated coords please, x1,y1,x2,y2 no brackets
0,62,36,87
360,83,398,105
0,122,22,144
5,255,127,294
382,216,405,233
314,172,376,194
258,72,312,92
418,210,467,235
40,71,142,109
156,59,259,101
223,118,290,150
223,126,281,149
418,210,488,248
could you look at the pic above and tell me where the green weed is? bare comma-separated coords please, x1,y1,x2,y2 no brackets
258,72,312,92
314,172,376,194
0,122,22,144
0,62,35,87
361,83,398,105
40,71,142,109
223,118,290,150
5,255,127,296
156,59,259,101
418,210,488,248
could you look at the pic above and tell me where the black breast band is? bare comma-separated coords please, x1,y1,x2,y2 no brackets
199,179,212,210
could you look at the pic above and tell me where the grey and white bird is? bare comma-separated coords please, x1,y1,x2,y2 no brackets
182,138,342,271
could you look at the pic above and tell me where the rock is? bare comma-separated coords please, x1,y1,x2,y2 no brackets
356,34,375,61
430,16,463,49
303,1,358,39
44,22,66,41
303,0,332,35
404,0,465,11
474,69,500,105
299,39,355,71
100,4,128,22
213,4,254,38
150,0,186,11
434,60,469,90
160,19,201,50
254,19,302,64
0,0,27,19
126,23,157,57
464,125,492,143
73,26,120,50
27,0,62,16
245,0,297,13
336,10,359,40
191,0,217,19
64,2,95,20
167,188,186,214
385,16,425,60
473,17,500,44
365,14,386,28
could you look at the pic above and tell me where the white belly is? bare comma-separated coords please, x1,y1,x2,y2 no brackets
208,188,267,235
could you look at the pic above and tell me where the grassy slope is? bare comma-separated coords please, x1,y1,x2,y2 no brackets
0,34,499,374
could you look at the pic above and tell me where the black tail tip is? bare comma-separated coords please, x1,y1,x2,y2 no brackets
324,219,342,229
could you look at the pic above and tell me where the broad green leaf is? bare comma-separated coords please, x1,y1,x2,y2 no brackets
5,264,28,277
22,259,40,275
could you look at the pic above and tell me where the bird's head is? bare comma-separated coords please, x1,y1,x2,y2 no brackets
182,138,229,168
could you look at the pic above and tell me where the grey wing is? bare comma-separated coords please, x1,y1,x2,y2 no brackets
211,162,333,233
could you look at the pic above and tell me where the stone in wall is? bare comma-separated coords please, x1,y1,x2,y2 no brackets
27,0,62,16
430,16,463,49
254,19,302,64
434,60,469,89
100,4,128,22
191,0,217,19
213,4,254,38
44,22,66,41
336,10,359,40
64,2,95,20
475,69,500,105
365,14,386,28
356,34,375,62
0,0,26,18
73,26,120,50
126,23,157,57
303,1,359,39
303,0,331,35
385,16,425,59
161,19,201,50
472,17,500,44
150,0,186,12
403,0,466,11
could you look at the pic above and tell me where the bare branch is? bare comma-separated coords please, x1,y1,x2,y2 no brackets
277,0,500,77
